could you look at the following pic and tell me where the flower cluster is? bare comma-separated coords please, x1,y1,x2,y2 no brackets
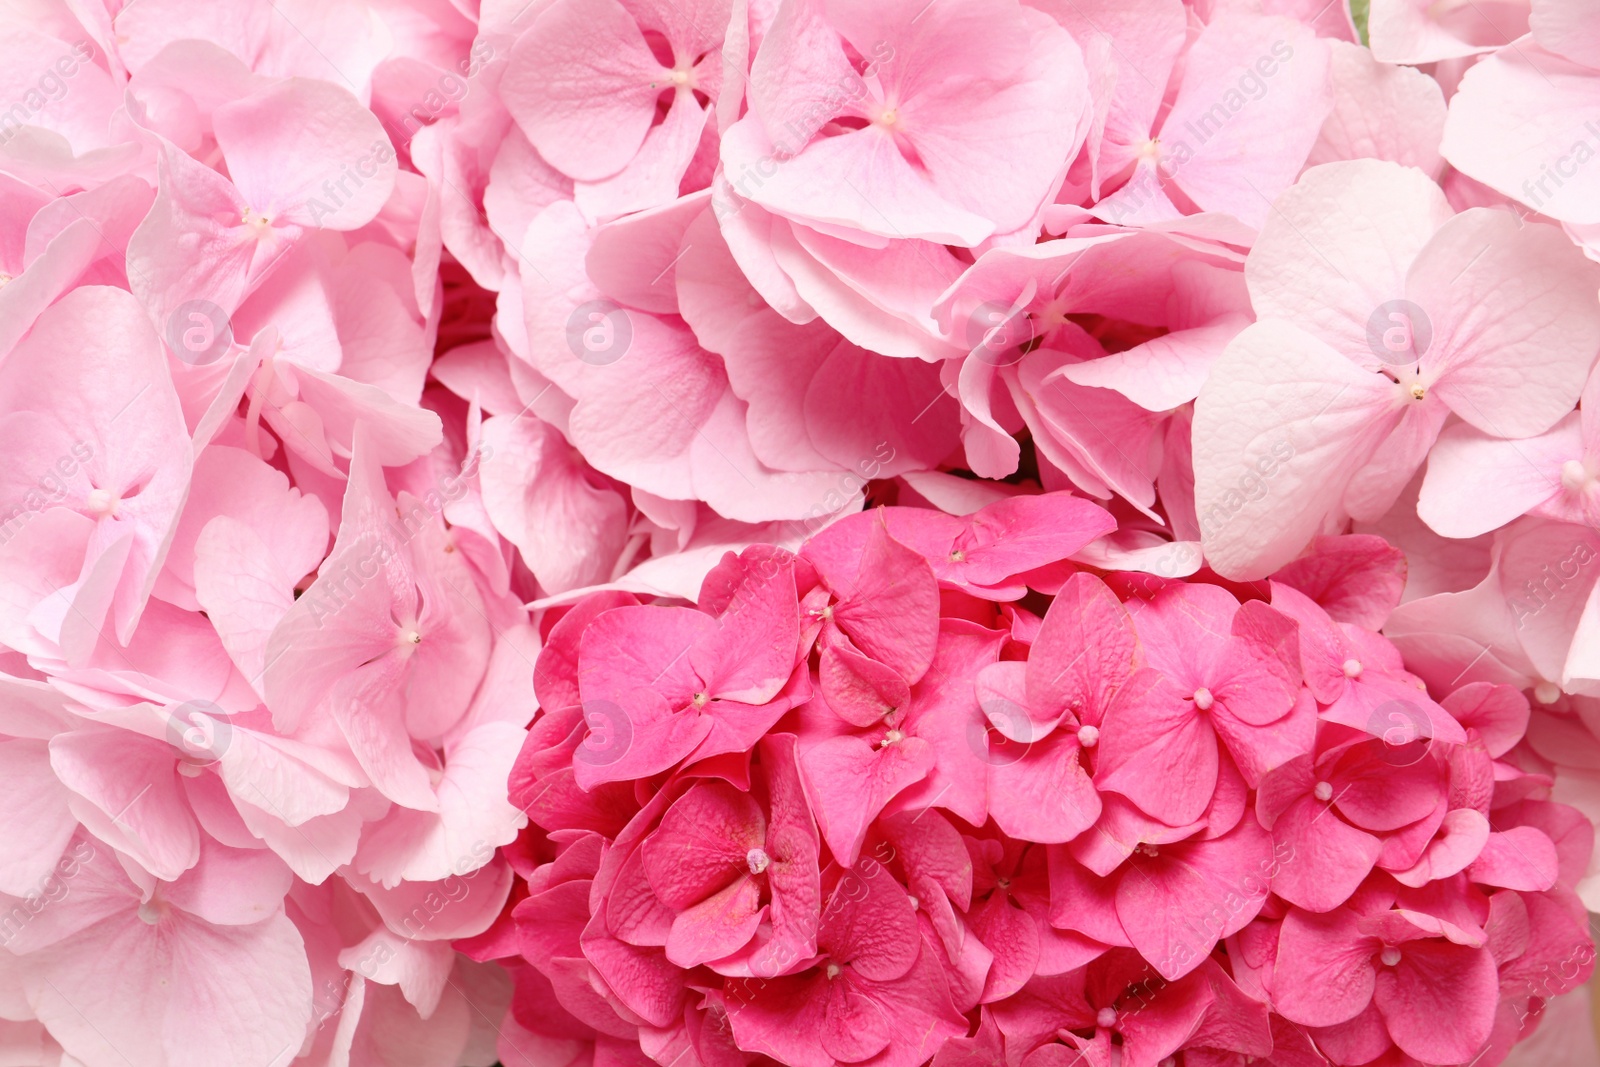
0,7,536,1066
477,503,1595,1067
2,0,1600,1064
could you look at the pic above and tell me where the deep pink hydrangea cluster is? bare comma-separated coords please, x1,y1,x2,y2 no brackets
3,0,1600,1064
470,507,1595,1067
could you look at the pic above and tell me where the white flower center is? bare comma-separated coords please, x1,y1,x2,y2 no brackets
1562,459,1595,492
86,488,119,518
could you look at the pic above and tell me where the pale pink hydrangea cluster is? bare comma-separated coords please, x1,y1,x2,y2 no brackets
0,0,1599,1064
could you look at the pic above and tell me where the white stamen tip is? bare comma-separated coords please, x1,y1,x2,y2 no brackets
1380,946,1402,967
1534,681,1562,705
86,488,118,517
1342,659,1363,678
1076,724,1100,748
1192,687,1214,711
1313,781,1334,802
746,847,770,875
1097,1007,1117,1029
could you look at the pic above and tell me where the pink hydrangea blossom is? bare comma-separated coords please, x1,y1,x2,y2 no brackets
0,1,1597,1064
